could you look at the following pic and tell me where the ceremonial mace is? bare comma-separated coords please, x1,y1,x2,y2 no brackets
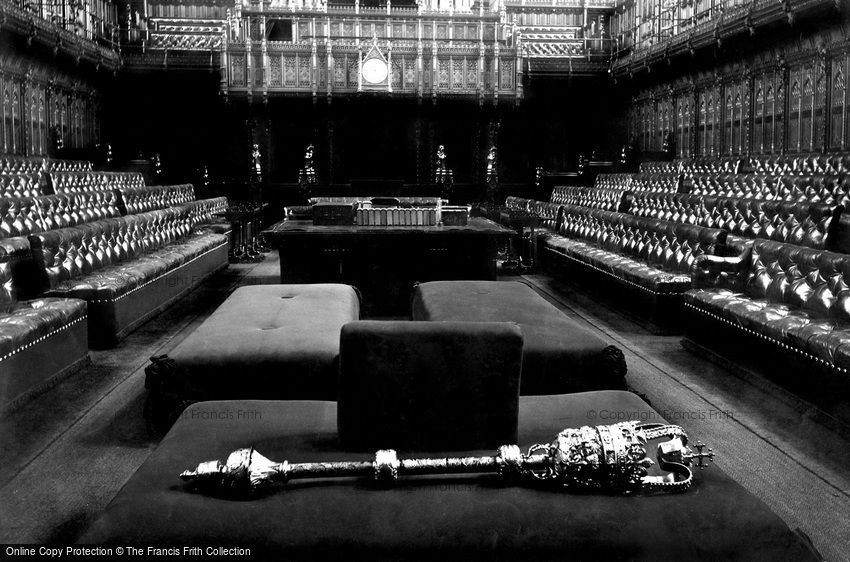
180,421,715,497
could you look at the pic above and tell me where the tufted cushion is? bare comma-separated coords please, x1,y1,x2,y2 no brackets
167,284,361,400
686,238,850,372
550,186,627,211
29,205,225,299
594,173,634,191
1,173,43,198
630,191,842,250
541,203,724,295
0,155,45,175
50,171,145,195
630,172,681,192
117,184,198,215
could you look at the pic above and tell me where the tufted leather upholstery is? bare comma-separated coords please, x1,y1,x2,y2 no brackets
49,171,145,194
747,153,850,176
0,198,44,238
629,191,842,251
0,156,44,176
0,156,93,175
593,173,680,193
550,186,627,212
687,239,850,372
630,173,683,193
529,201,562,231
689,173,850,206
640,161,681,174
505,196,532,212
594,173,634,191
540,203,725,294
0,192,122,239
680,157,744,176
1,173,43,198
184,197,229,228
116,184,201,215
0,234,87,371
43,159,92,173
29,207,226,301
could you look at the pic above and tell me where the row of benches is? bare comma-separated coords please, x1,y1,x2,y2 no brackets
0,155,92,175
539,185,846,252
594,170,850,204
505,164,850,418
0,170,147,198
1,160,231,411
639,153,850,176
0,184,208,238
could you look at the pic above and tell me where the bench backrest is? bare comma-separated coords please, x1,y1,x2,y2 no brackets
628,191,843,251
29,207,194,291
594,173,634,191
557,203,726,274
689,173,850,206
504,196,532,212
0,236,30,313
49,171,145,194
630,172,682,193
529,201,562,231
1,173,43,198
747,153,850,176
117,184,197,215
740,239,850,320
0,192,122,238
550,185,626,211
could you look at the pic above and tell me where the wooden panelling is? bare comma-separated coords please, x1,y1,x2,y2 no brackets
627,37,850,155
0,57,101,157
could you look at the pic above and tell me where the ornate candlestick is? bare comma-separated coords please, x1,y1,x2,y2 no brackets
180,421,714,497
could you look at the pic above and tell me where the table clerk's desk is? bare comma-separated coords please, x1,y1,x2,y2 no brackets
262,217,513,315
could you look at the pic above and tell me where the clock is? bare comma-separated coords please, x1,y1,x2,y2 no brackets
362,58,389,85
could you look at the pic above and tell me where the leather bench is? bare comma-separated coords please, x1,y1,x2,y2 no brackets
117,185,197,215
411,280,627,394
748,153,850,176
688,173,850,206
78,391,821,560
0,235,88,410
49,171,145,194
537,203,727,325
0,192,123,238
0,173,43,198
550,185,627,212
594,172,635,191
628,192,844,252
630,172,683,192
145,284,361,425
686,238,850,420
27,205,229,347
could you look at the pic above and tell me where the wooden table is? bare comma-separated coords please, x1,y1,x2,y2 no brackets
262,217,513,315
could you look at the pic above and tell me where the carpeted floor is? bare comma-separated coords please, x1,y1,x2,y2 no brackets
1,255,849,560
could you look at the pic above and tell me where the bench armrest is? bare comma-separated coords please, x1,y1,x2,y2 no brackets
691,250,749,290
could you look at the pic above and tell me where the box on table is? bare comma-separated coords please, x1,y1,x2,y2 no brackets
313,202,356,225
440,206,470,226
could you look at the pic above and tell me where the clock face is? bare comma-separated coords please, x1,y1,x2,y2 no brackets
362,58,388,85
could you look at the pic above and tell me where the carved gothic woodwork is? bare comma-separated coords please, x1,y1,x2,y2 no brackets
222,4,522,103
626,28,850,156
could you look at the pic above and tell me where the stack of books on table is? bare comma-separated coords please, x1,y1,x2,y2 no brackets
355,207,439,226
